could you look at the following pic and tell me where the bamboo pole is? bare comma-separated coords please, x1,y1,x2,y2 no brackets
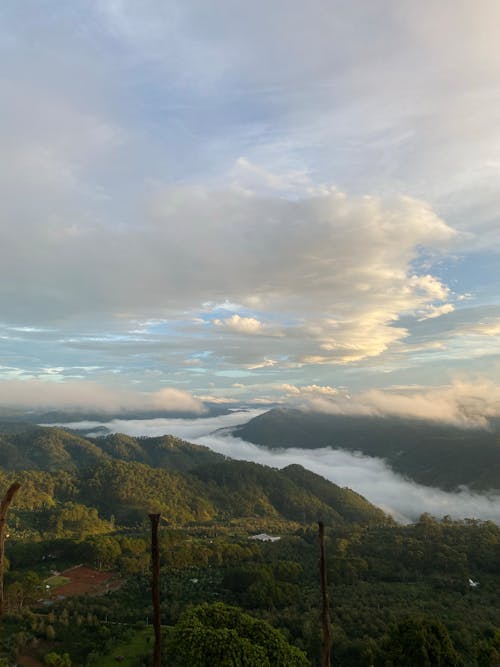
149,513,161,667
319,521,332,667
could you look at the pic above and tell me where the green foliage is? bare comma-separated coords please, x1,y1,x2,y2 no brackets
167,602,309,667
379,616,463,666
191,459,389,525
2,427,390,532
83,459,215,524
48,502,113,539
0,427,104,472
45,652,71,667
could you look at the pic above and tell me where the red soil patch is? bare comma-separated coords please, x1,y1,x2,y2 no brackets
51,565,122,597
18,656,44,667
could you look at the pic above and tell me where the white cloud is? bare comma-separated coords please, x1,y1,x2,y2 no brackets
196,394,238,404
230,157,311,195
1,164,466,376
418,303,455,321
214,314,264,335
247,358,278,370
293,379,500,429
2,185,457,370
0,380,205,414
469,319,500,336
279,383,339,397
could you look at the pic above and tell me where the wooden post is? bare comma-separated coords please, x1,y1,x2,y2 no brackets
149,513,161,667
319,521,332,667
0,483,21,618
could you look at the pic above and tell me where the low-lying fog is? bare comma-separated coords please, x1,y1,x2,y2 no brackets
57,410,500,525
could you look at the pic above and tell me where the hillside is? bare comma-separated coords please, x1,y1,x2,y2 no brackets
234,408,500,491
0,425,225,473
0,424,389,531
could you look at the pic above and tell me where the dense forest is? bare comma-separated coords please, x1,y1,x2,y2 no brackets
234,408,500,491
0,425,499,666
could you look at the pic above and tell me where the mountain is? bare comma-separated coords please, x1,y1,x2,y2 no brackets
234,408,500,491
0,424,389,528
0,404,231,424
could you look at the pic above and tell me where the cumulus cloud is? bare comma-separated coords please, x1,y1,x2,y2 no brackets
291,379,500,429
1,182,458,370
0,380,205,414
214,314,264,335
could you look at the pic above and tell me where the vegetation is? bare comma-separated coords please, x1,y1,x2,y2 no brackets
167,602,309,666
0,426,389,532
0,424,498,666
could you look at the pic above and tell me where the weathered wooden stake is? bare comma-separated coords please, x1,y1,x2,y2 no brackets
0,483,21,619
149,513,161,667
319,521,332,667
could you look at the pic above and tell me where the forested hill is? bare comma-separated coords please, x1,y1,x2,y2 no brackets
0,424,226,473
234,408,500,491
0,425,389,530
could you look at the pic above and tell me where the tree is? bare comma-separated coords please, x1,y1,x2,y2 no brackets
44,652,71,667
380,616,463,667
0,482,20,618
167,602,309,667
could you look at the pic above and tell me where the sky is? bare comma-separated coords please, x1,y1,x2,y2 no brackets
1,1,500,415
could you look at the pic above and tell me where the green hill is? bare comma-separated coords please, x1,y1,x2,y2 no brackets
234,408,500,491
0,424,390,531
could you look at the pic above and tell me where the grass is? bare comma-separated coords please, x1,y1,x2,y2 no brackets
44,575,70,588
90,628,154,667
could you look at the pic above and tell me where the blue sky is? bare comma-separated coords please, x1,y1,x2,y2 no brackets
1,1,500,417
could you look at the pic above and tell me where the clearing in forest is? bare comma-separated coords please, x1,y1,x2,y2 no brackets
48,565,122,597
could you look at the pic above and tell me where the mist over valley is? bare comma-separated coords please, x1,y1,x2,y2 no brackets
51,408,500,524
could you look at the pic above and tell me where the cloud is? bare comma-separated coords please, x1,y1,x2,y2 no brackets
214,314,264,335
0,181,458,370
246,359,278,370
196,435,500,525
418,303,455,321
89,0,500,248
291,379,500,429
0,380,205,414
469,319,500,336
279,383,339,397
230,157,311,196
1,1,499,389
196,394,238,404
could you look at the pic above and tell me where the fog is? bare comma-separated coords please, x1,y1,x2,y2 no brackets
59,410,500,525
